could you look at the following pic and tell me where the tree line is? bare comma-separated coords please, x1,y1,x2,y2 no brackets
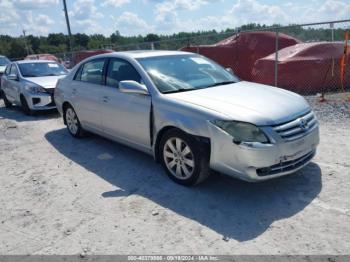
0,23,347,60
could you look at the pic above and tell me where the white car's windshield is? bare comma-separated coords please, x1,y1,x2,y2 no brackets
137,55,239,93
18,62,68,77
0,57,10,66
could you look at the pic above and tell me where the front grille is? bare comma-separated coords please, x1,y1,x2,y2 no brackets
47,93,55,107
272,111,317,141
257,150,315,177
45,88,55,95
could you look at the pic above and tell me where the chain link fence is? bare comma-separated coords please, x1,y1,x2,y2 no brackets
269,20,350,96
30,19,350,97
178,20,350,96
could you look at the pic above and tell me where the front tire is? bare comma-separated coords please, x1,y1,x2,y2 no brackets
64,106,84,138
3,93,12,108
159,129,210,186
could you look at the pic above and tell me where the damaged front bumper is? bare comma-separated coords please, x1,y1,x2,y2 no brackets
208,121,320,182
25,89,56,110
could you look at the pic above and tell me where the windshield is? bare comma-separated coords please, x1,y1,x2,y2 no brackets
18,62,68,77
0,57,10,66
137,55,239,93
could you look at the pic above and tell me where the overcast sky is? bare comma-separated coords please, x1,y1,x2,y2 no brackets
0,0,349,37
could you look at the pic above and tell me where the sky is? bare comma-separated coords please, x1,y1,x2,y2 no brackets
0,0,350,37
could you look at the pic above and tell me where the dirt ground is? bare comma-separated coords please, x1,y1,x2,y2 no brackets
0,95,349,255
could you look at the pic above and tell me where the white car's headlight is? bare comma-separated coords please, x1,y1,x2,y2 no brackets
24,84,47,94
211,120,269,144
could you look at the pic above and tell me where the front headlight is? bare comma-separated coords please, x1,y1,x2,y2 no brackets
24,84,47,94
211,120,269,144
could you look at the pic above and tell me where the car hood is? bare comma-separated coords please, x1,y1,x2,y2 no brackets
0,65,6,73
24,75,66,89
167,81,310,126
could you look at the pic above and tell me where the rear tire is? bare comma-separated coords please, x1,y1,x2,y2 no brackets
3,93,13,108
64,105,84,138
159,129,210,186
20,95,33,115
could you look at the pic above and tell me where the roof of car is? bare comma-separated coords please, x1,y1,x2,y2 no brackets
16,60,59,64
98,50,193,59
26,54,54,56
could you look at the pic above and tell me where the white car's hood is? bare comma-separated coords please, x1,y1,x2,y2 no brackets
167,81,310,125
24,75,66,89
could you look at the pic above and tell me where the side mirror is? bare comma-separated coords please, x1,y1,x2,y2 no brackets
8,74,18,81
119,80,148,95
226,67,234,75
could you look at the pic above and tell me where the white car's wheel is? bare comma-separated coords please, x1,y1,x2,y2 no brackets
160,129,210,186
20,95,33,115
2,93,13,108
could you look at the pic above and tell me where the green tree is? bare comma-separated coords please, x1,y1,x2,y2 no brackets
8,40,27,59
47,33,67,47
144,33,160,43
73,33,89,49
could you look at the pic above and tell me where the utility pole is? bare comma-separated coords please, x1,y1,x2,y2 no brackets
22,30,30,56
62,0,73,51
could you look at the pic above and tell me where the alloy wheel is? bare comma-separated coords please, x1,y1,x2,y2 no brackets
163,137,195,179
66,108,79,135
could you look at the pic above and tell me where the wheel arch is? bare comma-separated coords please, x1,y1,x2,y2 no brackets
154,125,211,162
19,93,26,102
19,93,29,107
62,101,72,125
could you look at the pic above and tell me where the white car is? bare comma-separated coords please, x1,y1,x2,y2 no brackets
0,55,10,90
1,60,68,115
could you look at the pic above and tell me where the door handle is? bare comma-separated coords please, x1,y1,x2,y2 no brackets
102,96,109,102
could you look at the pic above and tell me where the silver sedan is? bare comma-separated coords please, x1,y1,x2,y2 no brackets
1,60,68,115
54,51,319,186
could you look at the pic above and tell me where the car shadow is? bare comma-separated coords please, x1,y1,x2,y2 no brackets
0,103,60,122
45,128,322,242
